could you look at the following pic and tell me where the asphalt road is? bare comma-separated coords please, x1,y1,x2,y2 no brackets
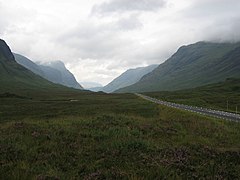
136,93,240,122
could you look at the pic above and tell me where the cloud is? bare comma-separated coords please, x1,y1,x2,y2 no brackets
178,0,240,43
92,0,166,15
57,22,127,60
202,17,240,43
116,14,143,31
66,58,123,85
56,15,145,61
182,0,240,19
0,3,7,33
1,0,240,85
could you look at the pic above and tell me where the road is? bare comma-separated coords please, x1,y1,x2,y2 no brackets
135,93,240,122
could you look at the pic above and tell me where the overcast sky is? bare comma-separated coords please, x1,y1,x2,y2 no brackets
0,0,240,85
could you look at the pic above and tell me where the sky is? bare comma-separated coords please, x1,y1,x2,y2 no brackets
0,0,240,85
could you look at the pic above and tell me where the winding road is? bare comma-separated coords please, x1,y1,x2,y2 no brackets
136,93,240,122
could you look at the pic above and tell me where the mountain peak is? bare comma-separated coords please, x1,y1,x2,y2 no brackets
49,60,65,66
41,61,67,71
0,39,15,61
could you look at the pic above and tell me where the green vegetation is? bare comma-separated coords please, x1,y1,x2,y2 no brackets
14,53,83,89
117,42,240,93
145,78,240,113
0,39,74,95
0,54,66,94
1,39,240,179
102,64,158,93
1,91,240,179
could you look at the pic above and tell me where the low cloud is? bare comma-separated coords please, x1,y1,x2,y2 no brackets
92,0,166,15
56,15,145,61
116,14,143,31
202,17,240,43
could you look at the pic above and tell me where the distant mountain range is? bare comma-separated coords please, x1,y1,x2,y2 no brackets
80,82,103,92
2,39,240,95
0,39,67,94
80,82,102,89
102,64,158,93
14,53,83,89
117,42,240,93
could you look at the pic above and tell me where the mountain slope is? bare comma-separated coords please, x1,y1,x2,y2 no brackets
80,82,103,92
102,64,158,93
14,53,44,76
14,54,83,89
80,82,103,89
117,42,240,93
0,39,66,94
0,40,15,61
40,61,83,89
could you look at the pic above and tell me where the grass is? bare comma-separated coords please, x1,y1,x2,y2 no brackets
144,78,240,113
0,89,240,179
117,42,240,93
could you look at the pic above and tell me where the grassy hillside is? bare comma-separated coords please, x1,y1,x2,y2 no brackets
102,64,158,93
14,54,83,89
145,78,240,113
0,41,78,95
14,53,45,77
117,42,240,93
1,89,240,179
0,56,72,95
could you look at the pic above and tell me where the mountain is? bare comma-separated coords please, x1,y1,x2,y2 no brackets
0,40,15,61
117,42,240,93
38,61,83,89
102,64,158,93
14,53,44,76
80,82,103,92
14,54,83,89
88,86,104,92
0,39,65,94
80,82,103,89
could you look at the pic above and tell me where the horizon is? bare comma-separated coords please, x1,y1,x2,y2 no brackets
1,0,240,85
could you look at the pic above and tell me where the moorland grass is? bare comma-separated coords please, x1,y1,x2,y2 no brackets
0,91,240,179
145,78,240,113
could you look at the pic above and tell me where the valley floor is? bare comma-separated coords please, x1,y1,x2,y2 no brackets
0,92,240,179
